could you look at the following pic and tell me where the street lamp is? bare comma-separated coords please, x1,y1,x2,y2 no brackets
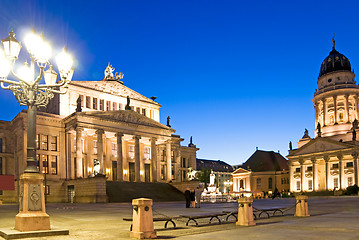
0,29,74,231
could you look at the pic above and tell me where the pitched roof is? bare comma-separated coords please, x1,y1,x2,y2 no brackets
242,150,288,172
232,168,250,174
196,158,233,172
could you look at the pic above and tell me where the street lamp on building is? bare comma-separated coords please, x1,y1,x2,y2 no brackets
0,29,74,231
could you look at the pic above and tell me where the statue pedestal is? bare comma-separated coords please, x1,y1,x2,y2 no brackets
14,173,50,231
130,198,157,239
236,197,256,226
295,195,310,217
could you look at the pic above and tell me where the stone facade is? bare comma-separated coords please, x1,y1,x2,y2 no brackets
0,69,198,203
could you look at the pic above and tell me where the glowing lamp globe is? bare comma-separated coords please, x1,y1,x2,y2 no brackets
56,47,73,79
44,65,58,85
1,30,22,60
0,50,11,78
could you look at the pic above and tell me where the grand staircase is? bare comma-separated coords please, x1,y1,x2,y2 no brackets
106,181,185,202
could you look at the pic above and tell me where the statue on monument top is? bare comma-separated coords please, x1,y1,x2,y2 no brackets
125,96,131,110
104,63,124,81
167,116,171,127
302,128,310,139
317,122,322,137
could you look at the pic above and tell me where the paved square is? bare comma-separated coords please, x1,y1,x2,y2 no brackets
0,196,358,239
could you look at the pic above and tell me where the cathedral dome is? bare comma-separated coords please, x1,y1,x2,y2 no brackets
319,40,351,77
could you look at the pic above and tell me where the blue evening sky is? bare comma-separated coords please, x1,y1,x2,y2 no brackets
1,0,359,165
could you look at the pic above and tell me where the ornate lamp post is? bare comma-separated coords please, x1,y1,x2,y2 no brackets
0,29,74,231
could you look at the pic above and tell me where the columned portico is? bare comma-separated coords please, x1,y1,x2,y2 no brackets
166,141,172,182
116,133,124,181
96,129,104,174
134,135,141,182
75,127,83,178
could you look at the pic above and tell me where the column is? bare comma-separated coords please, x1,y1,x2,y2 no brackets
134,135,141,182
322,99,326,126
96,129,104,174
176,150,181,181
166,141,172,182
289,161,294,192
337,154,343,190
75,127,83,178
324,155,330,190
299,159,304,191
355,95,359,120
346,94,350,123
311,157,317,191
333,96,337,124
151,137,157,182
66,131,73,179
352,153,358,186
116,133,124,181
314,103,319,124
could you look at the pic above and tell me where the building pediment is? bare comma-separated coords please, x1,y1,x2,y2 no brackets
70,80,160,106
288,137,356,157
232,168,251,175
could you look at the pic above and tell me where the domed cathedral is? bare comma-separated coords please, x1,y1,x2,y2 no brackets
313,37,359,139
288,37,359,193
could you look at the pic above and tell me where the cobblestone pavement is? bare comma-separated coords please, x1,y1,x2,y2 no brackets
0,196,358,239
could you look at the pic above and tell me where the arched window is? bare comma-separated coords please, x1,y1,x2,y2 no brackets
339,112,344,121
240,179,244,189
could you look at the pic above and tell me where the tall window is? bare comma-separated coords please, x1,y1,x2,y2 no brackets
113,102,117,110
93,141,98,154
93,98,98,110
334,178,339,189
106,101,111,111
136,107,141,113
129,145,135,159
268,177,273,189
0,138,3,153
36,134,40,149
142,108,146,116
119,103,123,110
86,96,91,108
42,135,48,150
112,143,117,157
296,181,301,191
51,155,57,175
240,179,244,189
0,157,3,175
79,95,84,107
348,177,353,186
308,179,313,191
43,155,49,174
100,99,104,110
50,136,57,151
144,146,151,160
256,178,261,189
181,158,186,168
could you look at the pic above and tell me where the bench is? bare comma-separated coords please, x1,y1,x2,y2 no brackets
123,217,176,230
253,207,284,218
179,212,227,226
223,207,284,221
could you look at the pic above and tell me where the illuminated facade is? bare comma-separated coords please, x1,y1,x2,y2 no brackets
0,65,198,202
288,39,359,192
232,150,289,195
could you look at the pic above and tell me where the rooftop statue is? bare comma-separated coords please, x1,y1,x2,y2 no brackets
104,63,124,81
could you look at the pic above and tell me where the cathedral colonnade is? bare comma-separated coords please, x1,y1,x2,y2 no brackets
289,152,359,192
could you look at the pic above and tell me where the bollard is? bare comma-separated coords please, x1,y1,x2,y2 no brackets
130,198,157,239
294,195,310,217
236,197,256,226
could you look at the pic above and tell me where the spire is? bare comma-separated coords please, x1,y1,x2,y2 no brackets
332,33,336,50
